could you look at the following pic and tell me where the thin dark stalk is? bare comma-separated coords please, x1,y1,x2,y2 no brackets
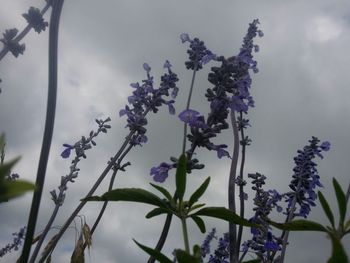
236,112,247,258
20,2,64,262
0,2,51,61
29,205,59,262
38,131,135,262
182,63,197,154
82,144,134,250
238,250,247,263
279,180,302,263
229,110,240,263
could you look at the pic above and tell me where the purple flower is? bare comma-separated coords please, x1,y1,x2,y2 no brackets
201,228,217,258
179,109,200,124
286,137,330,218
143,63,151,73
181,33,215,70
178,109,207,129
180,33,190,43
320,141,331,151
61,144,74,159
0,227,26,257
150,162,173,182
163,60,172,70
207,232,229,263
263,232,280,251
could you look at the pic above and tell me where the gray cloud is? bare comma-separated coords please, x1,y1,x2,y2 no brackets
1,0,350,262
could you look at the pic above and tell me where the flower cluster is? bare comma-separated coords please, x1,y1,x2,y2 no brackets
0,227,26,257
22,7,48,33
180,33,216,71
201,228,217,258
207,232,230,263
120,61,179,146
241,172,282,260
54,117,112,205
151,23,263,183
285,137,330,218
0,29,25,58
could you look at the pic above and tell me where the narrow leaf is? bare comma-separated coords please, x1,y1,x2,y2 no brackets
84,188,167,208
150,183,173,202
0,179,35,203
175,249,201,263
188,203,206,213
333,178,347,224
269,219,327,232
71,235,85,263
345,219,350,231
176,154,187,202
193,207,256,227
188,177,210,208
0,157,20,179
190,215,206,233
318,191,335,228
82,223,92,251
133,239,173,263
146,207,171,219
327,234,349,263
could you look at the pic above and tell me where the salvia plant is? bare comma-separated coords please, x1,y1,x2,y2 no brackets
0,1,349,263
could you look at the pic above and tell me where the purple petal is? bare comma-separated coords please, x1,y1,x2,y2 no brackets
143,63,151,73
61,148,71,159
180,33,190,43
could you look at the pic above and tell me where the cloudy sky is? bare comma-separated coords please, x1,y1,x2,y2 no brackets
1,0,350,262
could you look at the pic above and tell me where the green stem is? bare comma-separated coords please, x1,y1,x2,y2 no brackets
181,217,190,253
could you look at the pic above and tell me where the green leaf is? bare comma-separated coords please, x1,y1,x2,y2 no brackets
188,203,206,213
327,234,349,263
84,188,168,208
345,219,350,231
193,207,257,227
0,179,36,203
150,183,174,203
242,259,262,263
146,207,171,219
133,239,173,263
190,215,206,233
192,245,201,259
0,157,34,203
0,157,20,179
188,177,210,208
318,191,335,228
269,219,327,232
333,178,347,225
176,154,187,202
175,249,201,263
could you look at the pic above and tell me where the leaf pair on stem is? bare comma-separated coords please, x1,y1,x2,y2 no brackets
85,154,257,262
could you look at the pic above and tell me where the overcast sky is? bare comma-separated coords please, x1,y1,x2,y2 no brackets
1,0,350,262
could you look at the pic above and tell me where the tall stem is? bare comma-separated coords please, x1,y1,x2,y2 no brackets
229,110,240,263
20,2,64,262
182,63,197,154
181,217,190,253
279,180,302,262
236,112,247,258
